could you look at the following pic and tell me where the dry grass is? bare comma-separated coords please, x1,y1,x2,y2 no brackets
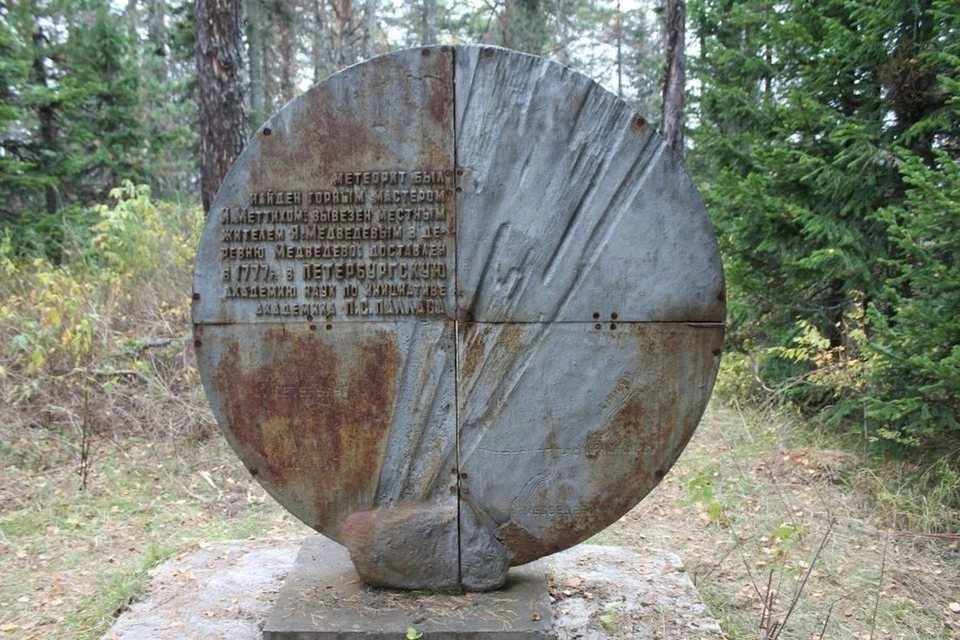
2,354,957,638
0,364,311,638
1,195,958,638
598,401,960,639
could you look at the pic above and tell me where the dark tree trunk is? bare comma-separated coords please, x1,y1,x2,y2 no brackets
660,0,685,161
148,0,168,80
277,1,296,103
312,0,330,83
247,0,266,127
32,27,58,215
418,0,436,45
195,0,247,213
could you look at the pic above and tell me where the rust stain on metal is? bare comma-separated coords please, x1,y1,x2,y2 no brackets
583,397,646,462
459,323,487,383
426,74,452,127
194,47,726,588
494,520,552,566
211,327,400,534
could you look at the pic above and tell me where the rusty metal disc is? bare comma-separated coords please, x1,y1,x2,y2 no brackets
193,45,724,590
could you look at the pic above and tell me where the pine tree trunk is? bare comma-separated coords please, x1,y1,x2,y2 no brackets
279,3,296,103
331,0,352,69
312,0,331,83
362,0,377,58
660,0,685,161
195,0,247,213
419,0,435,45
31,26,58,215
248,0,265,126
148,0,167,81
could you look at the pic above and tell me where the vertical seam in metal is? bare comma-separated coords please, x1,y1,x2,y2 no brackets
450,45,463,590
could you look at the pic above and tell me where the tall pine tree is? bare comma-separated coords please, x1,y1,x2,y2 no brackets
690,0,960,443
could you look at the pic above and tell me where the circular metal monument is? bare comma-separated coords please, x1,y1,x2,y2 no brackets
193,45,724,592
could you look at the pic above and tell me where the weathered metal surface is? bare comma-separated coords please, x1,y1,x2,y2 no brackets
457,322,722,564
193,47,461,575
454,47,724,324
452,48,724,567
192,46,457,324
194,322,456,539
193,45,724,592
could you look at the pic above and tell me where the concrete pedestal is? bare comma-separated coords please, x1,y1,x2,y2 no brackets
105,537,721,640
264,537,552,639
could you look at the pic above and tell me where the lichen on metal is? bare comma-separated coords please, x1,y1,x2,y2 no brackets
192,45,725,592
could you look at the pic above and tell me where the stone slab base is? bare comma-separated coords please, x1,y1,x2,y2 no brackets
105,538,721,640
265,537,552,639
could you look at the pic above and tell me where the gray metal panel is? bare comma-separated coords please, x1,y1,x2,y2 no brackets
454,46,724,324
192,45,726,586
193,47,456,325
195,321,456,541
456,321,723,563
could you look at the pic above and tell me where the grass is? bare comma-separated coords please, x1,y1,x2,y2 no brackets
1,192,958,638
0,429,314,637
2,340,957,640
599,401,960,639
0,422,310,639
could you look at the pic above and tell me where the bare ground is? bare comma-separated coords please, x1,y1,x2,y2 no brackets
1,392,958,639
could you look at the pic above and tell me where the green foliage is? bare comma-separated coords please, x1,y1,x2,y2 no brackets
599,603,621,633
771,522,806,555
0,183,202,388
687,466,731,526
0,0,197,231
92,180,198,279
691,0,960,448
865,149,960,441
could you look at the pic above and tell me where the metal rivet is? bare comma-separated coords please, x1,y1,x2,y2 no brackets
611,312,618,320
194,339,202,348
460,472,469,479
192,293,200,301
310,324,317,331
455,187,462,193
422,48,431,56
593,312,600,319
325,323,333,331
610,323,617,330
250,468,259,476
263,127,272,136
594,323,601,330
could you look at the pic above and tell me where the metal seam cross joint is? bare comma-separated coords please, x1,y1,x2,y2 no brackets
192,45,724,593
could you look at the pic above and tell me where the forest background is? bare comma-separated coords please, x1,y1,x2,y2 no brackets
0,0,958,637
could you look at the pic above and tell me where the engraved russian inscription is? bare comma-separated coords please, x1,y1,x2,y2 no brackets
193,46,725,594
216,169,453,319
